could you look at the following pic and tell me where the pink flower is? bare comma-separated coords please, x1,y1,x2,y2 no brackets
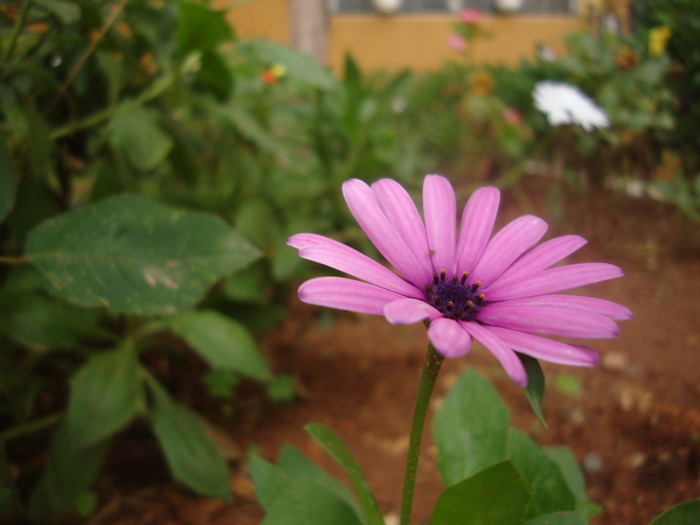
460,7,481,25
287,176,631,386
447,33,467,51
503,107,522,125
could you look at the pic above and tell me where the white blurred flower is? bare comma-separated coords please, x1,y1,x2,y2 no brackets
533,81,610,131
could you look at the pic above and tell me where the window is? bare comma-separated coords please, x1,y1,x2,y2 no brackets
331,0,576,14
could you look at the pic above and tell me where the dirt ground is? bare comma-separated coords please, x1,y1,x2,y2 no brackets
89,178,700,525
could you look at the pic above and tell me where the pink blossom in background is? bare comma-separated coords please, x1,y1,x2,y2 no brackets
503,107,522,125
460,7,481,25
288,175,631,386
447,33,467,51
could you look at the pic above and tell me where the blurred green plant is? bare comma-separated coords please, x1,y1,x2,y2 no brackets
251,368,601,524
0,0,431,519
638,0,700,175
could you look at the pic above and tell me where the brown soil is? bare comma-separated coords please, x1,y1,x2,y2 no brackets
86,180,700,524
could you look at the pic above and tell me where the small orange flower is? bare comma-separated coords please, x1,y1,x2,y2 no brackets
261,64,287,85
468,70,494,97
615,45,638,70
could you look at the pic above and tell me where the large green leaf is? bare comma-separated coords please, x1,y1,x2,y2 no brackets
251,39,336,90
429,460,530,525
432,369,510,486
306,423,384,525
507,429,576,520
147,376,231,500
177,1,233,54
65,347,145,448
544,446,600,519
107,102,173,171
650,499,700,525
521,512,588,525
262,479,363,525
276,445,362,517
249,453,363,525
25,194,260,315
165,309,272,380
0,141,15,223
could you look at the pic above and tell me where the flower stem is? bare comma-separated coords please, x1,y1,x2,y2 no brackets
400,344,444,525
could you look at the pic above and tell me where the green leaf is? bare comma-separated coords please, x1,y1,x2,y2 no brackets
165,309,272,380
432,369,510,486
0,288,103,349
249,453,288,511
177,2,233,54
147,375,231,500
262,480,363,525
519,354,547,427
222,264,267,303
197,50,233,100
305,423,384,525
0,141,15,223
32,0,81,24
250,451,363,525
65,347,145,448
429,460,530,525
251,39,336,90
543,447,588,503
25,194,260,315
28,425,109,520
108,102,173,171
225,106,281,153
650,499,700,525
507,429,576,520
521,512,588,525
276,445,362,516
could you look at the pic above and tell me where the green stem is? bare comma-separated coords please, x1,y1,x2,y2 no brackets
49,73,174,140
0,412,63,443
400,344,444,525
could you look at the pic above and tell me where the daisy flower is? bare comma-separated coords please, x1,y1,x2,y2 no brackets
287,175,630,386
533,81,610,131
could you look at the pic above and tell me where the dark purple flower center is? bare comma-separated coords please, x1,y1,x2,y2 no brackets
425,270,485,321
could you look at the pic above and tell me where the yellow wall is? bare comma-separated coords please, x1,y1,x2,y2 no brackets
216,1,581,73
329,14,580,72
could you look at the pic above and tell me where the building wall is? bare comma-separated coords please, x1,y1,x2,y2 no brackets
216,1,582,72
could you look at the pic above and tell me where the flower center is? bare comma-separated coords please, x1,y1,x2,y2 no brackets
425,270,485,321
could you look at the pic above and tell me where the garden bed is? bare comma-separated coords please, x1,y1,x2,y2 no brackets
88,179,700,525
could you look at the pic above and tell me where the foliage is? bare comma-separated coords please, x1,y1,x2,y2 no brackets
637,0,700,173
252,368,598,524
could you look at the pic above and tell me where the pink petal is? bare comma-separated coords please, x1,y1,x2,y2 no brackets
298,277,403,315
494,235,587,284
423,175,457,274
461,322,527,386
384,298,441,325
342,179,432,286
455,186,500,275
484,263,624,301
487,326,600,366
477,302,620,339
503,295,632,320
291,234,423,299
470,215,548,287
371,178,433,275
427,317,472,358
